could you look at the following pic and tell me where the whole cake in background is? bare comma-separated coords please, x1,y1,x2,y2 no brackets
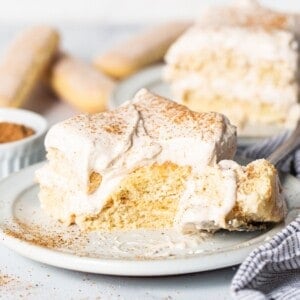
164,0,300,136
36,89,286,233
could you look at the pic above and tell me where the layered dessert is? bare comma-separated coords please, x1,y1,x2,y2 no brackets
165,0,300,135
36,89,285,233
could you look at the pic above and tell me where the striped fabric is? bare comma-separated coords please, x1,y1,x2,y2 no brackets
231,134,300,299
231,217,300,299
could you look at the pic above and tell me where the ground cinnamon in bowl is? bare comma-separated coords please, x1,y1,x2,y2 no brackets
0,122,35,143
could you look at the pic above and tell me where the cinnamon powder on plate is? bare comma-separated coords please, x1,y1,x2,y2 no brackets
0,122,35,143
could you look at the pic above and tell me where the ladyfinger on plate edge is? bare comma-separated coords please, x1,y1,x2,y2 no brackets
0,26,59,107
50,53,116,113
93,21,192,79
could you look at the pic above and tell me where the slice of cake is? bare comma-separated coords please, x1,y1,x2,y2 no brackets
36,89,285,233
165,0,300,135
36,89,236,230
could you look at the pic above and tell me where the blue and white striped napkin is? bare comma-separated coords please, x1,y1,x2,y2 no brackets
231,133,300,299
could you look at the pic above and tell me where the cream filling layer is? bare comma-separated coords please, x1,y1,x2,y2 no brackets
165,70,298,107
167,74,300,129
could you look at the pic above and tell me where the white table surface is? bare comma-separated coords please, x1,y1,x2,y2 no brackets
0,25,238,299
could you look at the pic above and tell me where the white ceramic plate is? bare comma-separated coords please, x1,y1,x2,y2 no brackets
0,163,298,276
111,64,287,147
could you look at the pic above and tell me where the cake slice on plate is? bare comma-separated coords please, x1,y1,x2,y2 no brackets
165,0,300,135
36,89,285,233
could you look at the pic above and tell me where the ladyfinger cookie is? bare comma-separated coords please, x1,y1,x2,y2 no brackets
0,26,59,107
93,21,192,79
50,54,115,113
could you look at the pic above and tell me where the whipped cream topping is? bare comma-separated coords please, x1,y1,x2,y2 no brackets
165,26,298,68
36,89,236,221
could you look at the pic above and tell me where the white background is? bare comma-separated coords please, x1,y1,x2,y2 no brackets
1,0,300,24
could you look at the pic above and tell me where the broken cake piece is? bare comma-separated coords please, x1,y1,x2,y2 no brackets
176,159,285,233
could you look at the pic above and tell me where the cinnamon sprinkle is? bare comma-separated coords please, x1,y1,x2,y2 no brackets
0,122,35,143
3,220,89,250
0,273,14,286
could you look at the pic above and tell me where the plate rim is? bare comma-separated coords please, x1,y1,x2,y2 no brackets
0,163,296,276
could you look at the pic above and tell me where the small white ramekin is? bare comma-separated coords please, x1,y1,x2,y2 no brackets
0,108,47,179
